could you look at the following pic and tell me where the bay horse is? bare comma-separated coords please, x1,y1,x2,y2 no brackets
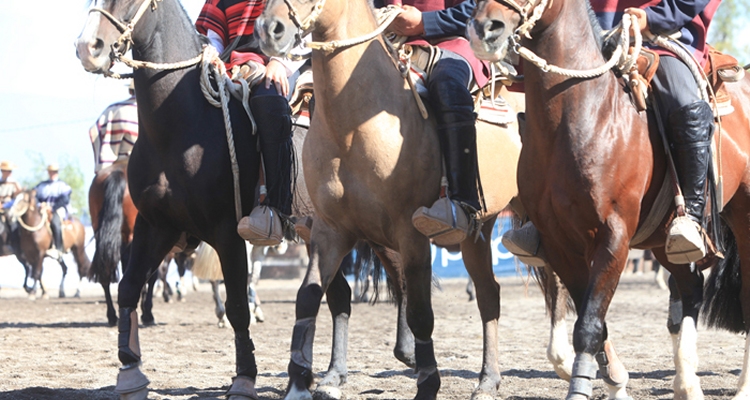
76,1,376,398
469,1,750,399
12,190,90,299
88,161,138,326
256,1,572,399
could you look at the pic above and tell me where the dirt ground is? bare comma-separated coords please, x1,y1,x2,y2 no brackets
0,273,746,400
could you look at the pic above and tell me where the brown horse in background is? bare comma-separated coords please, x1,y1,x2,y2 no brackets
470,0,750,398
88,160,166,327
12,190,90,299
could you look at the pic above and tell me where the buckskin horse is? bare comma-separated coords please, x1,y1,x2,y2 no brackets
469,0,750,398
12,190,90,299
255,1,573,399
76,1,404,398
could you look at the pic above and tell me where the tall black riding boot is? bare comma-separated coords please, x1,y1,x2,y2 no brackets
664,101,714,264
412,111,481,246
237,95,293,246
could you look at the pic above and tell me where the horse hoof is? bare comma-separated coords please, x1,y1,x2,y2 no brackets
118,387,148,400
115,365,149,400
28,294,37,301
227,375,259,400
285,385,313,400
313,386,344,400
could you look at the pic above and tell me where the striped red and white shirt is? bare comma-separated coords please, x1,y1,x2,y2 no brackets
88,96,138,172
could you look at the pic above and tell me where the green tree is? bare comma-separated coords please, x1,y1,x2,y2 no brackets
709,0,750,64
21,151,88,223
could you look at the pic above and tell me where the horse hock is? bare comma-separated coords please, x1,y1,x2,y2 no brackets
116,308,149,399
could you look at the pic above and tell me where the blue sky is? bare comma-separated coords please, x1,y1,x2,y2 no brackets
0,0,205,188
0,1,747,191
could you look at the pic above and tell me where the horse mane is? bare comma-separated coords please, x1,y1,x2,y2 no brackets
584,1,605,54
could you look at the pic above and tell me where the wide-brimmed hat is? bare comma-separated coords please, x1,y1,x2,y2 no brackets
0,160,14,171
47,163,60,172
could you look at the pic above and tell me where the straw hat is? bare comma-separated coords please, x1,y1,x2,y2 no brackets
0,160,15,171
47,163,60,172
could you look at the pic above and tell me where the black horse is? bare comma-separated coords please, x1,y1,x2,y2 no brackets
77,0,265,397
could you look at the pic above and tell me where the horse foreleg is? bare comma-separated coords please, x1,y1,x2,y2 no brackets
539,265,575,381
211,280,228,328
568,226,631,400
115,216,180,399
215,229,259,400
314,269,351,399
286,220,355,400
460,218,501,400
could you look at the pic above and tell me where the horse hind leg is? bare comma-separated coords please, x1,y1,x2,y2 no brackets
57,257,69,298
211,280,229,328
314,269,352,400
538,265,575,381
460,217,501,400
653,248,705,400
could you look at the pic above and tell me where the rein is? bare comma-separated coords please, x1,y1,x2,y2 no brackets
14,201,48,232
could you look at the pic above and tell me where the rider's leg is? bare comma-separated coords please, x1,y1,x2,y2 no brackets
652,56,713,264
50,211,63,251
412,52,480,246
237,85,293,246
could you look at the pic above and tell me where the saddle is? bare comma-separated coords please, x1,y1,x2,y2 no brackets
394,40,517,127
629,46,743,116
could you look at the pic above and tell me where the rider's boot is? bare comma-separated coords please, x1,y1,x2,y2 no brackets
412,112,481,246
46,212,64,259
665,101,714,264
238,95,294,246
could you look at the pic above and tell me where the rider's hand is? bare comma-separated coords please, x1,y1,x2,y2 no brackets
624,8,652,38
389,5,425,37
265,59,290,97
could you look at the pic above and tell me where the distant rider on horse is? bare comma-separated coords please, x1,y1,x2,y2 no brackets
89,80,138,173
0,161,22,207
34,164,72,255
377,0,491,245
503,0,721,265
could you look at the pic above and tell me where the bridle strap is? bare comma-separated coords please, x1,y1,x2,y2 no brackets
89,0,163,68
283,0,327,32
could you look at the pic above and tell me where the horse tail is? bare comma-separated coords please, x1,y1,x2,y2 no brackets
88,170,126,284
701,225,746,333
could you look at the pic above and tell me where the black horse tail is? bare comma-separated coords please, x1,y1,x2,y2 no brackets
88,170,126,284
701,225,746,333
351,241,404,305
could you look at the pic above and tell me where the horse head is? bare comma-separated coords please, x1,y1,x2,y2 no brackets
468,0,559,62
76,0,161,74
256,0,331,57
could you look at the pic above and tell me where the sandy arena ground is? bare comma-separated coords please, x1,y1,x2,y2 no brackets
0,273,745,399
